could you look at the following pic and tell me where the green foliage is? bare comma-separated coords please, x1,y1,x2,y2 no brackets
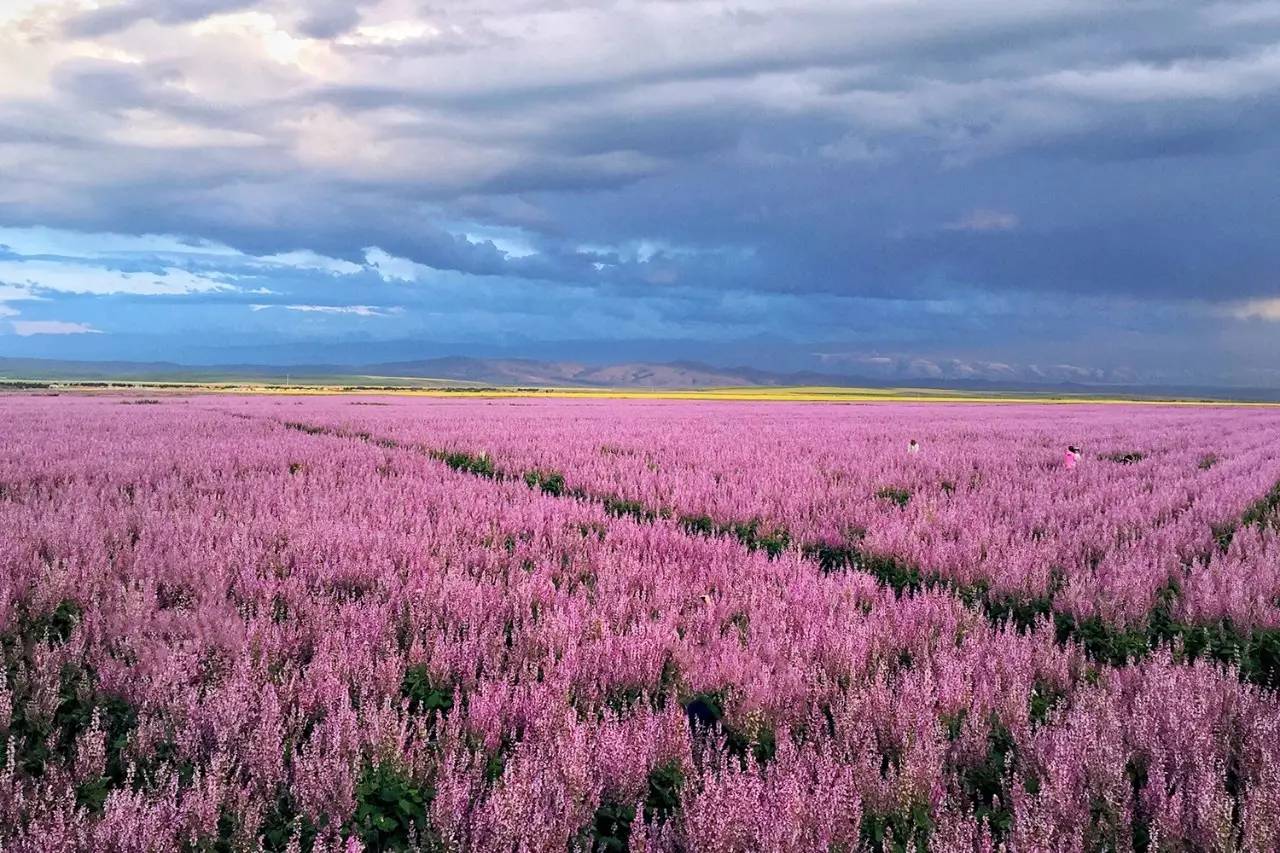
876,487,912,508
3,664,137,802
282,421,329,436
1099,451,1146,465
984,592,1054,632
75,773,113,814
2,600,137,809
588,799,634,853
806,500,1278,690
677,514,790,555
956,722,1016,840
1211,521,1238,552
522,468,567,496
803,541,929,595
802,533,923,593
1241,628,1280,688
1181,623,1280,689
1241,480,1280,529
1052,613,1149,667
727,518,762,549
258,788,318,852
182,805,242,853
13,598,83,644
1145,581,1181,647
1210,479,1280,552
752,526,791,558
1126,759,1153,853
802,542,855,574
600,495,655,522
940,709,967,742
860,552,925,595
728,724,777,765
1084,785,1131,852
598,684,646,716
430,449,496,478
401,665,454,718
681,691,775,766
714,516,788,555
76,692,136,811
483,749,507,785
350,760,437,852
136,736,197,792
858,800,933,853
654,655,679,707
643,761,684,821
678,514,717,537
586,658,674,718
587,762,685,853
475,733,519,785
575,520,610,541
1029,677,1066,727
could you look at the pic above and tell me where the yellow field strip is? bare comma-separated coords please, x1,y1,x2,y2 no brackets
10,379,1280,406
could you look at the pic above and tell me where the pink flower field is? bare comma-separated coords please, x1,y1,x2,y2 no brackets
2,394,1279,852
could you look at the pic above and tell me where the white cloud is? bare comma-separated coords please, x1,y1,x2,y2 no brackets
944,209,1020,232
0,227,369,278
250,303,400,317
190,12,315,68
459,228,539,259
575,239,752,265
0,226,239,259
818,134,893,164
339,20,438,48
364,247,430,282
253,250,364,275
11,320,102,336
109,111,267,149
0,284,41,301
1226,298,1280,321
1037,45,1280,103
0,258,234,295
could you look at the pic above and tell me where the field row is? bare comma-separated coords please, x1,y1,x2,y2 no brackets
249,399,1280,685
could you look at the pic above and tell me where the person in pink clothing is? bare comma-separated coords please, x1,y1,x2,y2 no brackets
1064,445,1081,469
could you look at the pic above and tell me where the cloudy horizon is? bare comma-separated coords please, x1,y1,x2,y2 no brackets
2,1,1280,387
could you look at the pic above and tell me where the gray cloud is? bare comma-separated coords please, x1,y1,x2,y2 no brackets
295,1,362,39
1,0,1279,383
64,0,262,37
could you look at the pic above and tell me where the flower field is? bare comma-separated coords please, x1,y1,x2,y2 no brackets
2,395,1280,852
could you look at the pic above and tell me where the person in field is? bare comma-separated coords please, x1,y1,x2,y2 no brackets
907,439,920,454
1064,445,1081,469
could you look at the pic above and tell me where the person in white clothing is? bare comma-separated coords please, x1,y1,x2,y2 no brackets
907,439,920,455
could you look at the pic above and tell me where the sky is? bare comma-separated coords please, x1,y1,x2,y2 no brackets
1,0,1279,386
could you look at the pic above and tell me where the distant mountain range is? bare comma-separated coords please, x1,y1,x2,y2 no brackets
0,355,779,388
368,357,761,388
1,355,1277,401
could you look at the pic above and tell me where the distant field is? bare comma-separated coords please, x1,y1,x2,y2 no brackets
2,376,1271,405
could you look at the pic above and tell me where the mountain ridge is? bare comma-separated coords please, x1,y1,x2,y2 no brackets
1,355,1277,401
